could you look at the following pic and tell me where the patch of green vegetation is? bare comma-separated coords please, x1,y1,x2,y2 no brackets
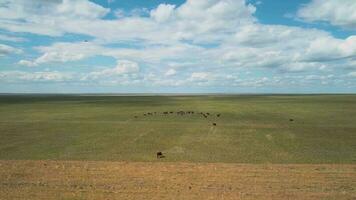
0,95,355,163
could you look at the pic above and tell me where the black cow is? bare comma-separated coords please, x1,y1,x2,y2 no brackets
157,152,164,158
289,119,294,122
217,114,221,117
213,123,217,126
134,116,138,118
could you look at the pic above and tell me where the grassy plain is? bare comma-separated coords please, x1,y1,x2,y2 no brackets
0,94,355,163
1,95,356,199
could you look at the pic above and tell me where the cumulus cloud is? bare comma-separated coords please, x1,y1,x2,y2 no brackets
18,42,104,66
150,4,176,22
0,44,22,56
297,0,356,29
0,34,26,42
84,60,139,81
165,69,177,77
0,0,109,36
1,0,356,90
0,71,72,82
189,72,214,82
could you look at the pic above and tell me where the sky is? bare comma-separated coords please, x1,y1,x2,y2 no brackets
0,0,356,93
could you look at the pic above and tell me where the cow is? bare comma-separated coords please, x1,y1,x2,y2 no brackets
134,116,138,118
157,152,164,158
177,111,185,115
217,114,221,117
207,113,210,115
289,119,294,122
213,123,217,126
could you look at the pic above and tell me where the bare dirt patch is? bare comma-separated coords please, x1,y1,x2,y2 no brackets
0,160,355,200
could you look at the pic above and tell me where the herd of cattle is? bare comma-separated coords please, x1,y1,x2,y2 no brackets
134,111,221,126
135,112,295,159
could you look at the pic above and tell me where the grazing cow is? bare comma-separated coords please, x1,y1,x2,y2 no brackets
213,123,217,126
134,116,138,118
217,114,221,117
177,111,185,115
143,114,146,116
170,111,173,114
289,119,294,122
163,112,168,114
204,115,207,118
157,152,164,158
207,113,210,115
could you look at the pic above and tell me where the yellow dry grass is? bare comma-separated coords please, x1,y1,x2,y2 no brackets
0,160,355,200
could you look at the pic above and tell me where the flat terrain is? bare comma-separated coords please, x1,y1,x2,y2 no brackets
0,160,355,200
0,95,356,199
0,95,355,163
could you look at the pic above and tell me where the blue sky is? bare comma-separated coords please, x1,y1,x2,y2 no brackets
0,0,356,93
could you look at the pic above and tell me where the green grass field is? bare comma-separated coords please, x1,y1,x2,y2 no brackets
0,95,355,163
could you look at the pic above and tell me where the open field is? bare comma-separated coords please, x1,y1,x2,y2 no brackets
0,95,356,199
0,160,355,200
0,95,355,163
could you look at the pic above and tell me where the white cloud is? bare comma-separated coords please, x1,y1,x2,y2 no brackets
114,60,140,74
189,72,213,82
84,60,139,80
165,69,177,76
150,4,176,22
0,71,72,82
2,0,356,90
19,42,104,66
303,36,356,62
0,34,26,42
297,0,356,29
0,44,22,56
0,0,109,36
18,60,37,67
